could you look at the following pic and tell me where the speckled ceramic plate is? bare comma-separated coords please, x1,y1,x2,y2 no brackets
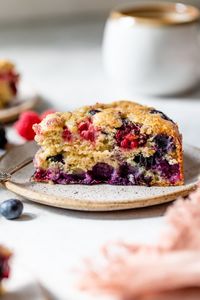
0,82,40,123
0,142,200,211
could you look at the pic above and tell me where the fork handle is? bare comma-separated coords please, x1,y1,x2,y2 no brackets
0,157,33,183
0,171,11,183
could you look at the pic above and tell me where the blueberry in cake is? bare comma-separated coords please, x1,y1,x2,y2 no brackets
33,101,183,186
0,245,11,292
0,60,19,108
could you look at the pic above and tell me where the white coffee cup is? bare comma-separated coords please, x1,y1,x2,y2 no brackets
103,2,200,96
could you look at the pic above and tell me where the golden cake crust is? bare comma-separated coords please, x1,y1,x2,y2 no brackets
35,100,180,138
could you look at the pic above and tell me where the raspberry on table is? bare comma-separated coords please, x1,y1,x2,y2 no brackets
14,111,41,140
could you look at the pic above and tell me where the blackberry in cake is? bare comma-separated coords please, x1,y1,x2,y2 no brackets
0,245,11,292
0,60,19,108
33,101,183,186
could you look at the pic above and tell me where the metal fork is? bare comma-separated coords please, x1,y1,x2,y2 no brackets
0,157,33,183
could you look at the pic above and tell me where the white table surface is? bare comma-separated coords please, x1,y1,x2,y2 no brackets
0,17,200,300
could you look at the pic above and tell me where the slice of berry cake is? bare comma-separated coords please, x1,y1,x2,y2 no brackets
33,101,183,186
0,245,11,292
0,60,19,108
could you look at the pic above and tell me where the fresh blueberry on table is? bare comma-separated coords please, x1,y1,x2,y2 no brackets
0,124,7,149
0,199,23,220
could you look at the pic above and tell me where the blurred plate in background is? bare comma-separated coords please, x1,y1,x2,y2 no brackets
0,82,41,123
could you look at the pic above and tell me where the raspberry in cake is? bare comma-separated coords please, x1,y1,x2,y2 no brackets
0,245,11,291
0,60,19,108
33,101,184,186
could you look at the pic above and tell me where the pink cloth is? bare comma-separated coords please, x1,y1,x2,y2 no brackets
78,182,200,300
